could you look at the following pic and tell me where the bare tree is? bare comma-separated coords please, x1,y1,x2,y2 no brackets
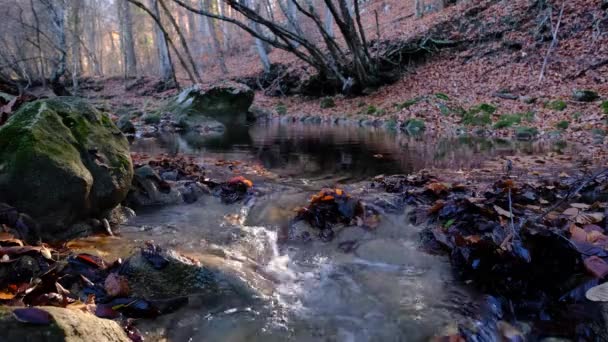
118,0,138,78
171,0,380,93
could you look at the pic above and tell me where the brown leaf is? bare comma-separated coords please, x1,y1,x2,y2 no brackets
494,205,513,218
584,256,608,278
569,225,587,243
563,207,580,217
427,182,448,195
576,212,605,225
104,273,130,298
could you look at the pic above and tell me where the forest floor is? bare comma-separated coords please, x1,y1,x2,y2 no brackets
210,0,608,148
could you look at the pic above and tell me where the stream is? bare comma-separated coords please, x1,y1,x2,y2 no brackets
77,123,566,341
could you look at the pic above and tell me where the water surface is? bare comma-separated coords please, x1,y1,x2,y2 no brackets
111,124,566,341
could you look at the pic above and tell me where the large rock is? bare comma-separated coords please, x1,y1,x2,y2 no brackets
0,97,133,238
0,306,130,342
164,81,254,129
119,245,258,300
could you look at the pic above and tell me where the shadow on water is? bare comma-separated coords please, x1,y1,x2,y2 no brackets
131,122,563,181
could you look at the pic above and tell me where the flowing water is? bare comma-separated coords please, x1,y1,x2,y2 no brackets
95,123,564,341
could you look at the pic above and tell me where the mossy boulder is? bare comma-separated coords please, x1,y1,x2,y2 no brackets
164,81,254,129
119,245,258,301
0,306,130,342
0,97,133,238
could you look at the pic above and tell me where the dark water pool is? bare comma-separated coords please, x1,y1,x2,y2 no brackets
131,123,564,181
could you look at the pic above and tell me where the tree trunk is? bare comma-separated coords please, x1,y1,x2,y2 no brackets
70,0,82,94
324,4,334,38
45,0,70,96
158,0,202,82
150,0,176,85
246,0,271,73
119,0,138,78
206,0,228,73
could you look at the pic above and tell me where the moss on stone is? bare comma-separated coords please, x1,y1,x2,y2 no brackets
275,102,287,115
546,100,567,111
0,97,133,237
142,112,161,124
402,119,426,134
320,97,336,109
601,101,608,115
435,93,450,101
493,112,534,129
163,82,253,129
0,306,130,342
555,120,569,130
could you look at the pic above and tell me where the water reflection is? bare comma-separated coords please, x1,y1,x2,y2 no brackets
131,123,563,180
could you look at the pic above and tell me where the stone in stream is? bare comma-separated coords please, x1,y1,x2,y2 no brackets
119,244,259,301
0,97,133,240
0,306,131,342
163,81,254,130
125,165,209,207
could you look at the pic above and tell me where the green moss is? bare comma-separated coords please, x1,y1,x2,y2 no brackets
493,112,535,129
366,105,377,115
592,128,607,137
474,103,497,114
384,117,398,130
275,102,287,116
514,126,539,139
462,103,499,126
555,120,569,130
435,93,450,101
601,101,608,115
403,119,426,134
463,111,491,126
395,97,421,110
142,113,161,124
320,97,336,109
546,100,567,111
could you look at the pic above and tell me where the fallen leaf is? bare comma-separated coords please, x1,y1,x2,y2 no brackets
427,182,448,195
563,207,580,217
104,273,130,297
494,205,513,218
584,256,608,278
576,212,605,225
586,282,608,302
571,203,591,210
569,225,587,243
12,308,52,325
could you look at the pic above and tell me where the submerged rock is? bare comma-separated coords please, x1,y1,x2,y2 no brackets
0,306,130,342
164,81,254,130
0,97,133,239
119,244,257,300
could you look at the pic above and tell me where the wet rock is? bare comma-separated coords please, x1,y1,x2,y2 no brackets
160,170,178,181
163,81,254,130
119,244,255,300
572,89,599,102
116,116,135,134
0,97,133,239
0,306,130,342
247,105,271,122
106,205,136,226
120,246,216,299
126,166,208,207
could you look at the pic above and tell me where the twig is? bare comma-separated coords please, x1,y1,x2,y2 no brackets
538,2,565,84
